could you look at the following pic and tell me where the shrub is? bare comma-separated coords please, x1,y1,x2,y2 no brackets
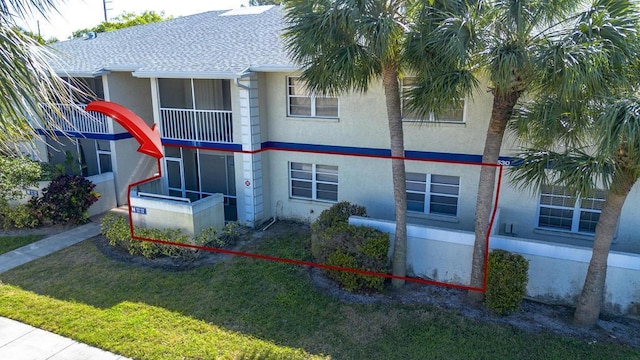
321,223,389,292
311,201,367,260
195,222,241,249
101,213,234,260
0,202,40,229
486,249,529,315
29,174,99,225
0,155,41,201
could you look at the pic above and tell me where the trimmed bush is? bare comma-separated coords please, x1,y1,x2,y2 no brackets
486,249,529,315
321,224,389,292
311,201,366,260
101,213,238,260
311,202,388,292
29,174,99,225
0,203,40,229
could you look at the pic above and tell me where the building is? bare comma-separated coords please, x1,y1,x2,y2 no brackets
31,5,640,313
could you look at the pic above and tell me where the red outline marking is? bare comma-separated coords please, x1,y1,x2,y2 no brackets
128,145,502,292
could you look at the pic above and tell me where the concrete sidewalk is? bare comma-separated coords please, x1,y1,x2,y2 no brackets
0,317,130,360
0,222,131,359
0,222,101,273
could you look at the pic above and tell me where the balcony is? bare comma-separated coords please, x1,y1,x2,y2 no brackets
160,108,233,143
40,103,112,134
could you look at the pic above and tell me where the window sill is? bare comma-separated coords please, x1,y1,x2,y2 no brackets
289,196,338,205
402,120,466,127
532,227,613,242
287,116,340,122
408,211,460,224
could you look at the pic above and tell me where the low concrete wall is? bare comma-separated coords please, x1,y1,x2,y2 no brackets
349,216,640,316
87,173,117,216
17,172,116,217
129,191,225,236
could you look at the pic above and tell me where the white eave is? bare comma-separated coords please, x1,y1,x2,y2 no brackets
132,70,243,79
248,64,299,73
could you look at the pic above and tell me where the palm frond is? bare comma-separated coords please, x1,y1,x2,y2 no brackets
283,0,406,95
509,148,614,197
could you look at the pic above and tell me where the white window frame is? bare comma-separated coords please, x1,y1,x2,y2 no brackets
406,172,460,217
400,77,465,123
286,77,339,118
537,185,605,234
289,162,339,202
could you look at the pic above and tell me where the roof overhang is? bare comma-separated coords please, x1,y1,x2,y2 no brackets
55,69,110,78
132,70,243,79
248,64,299,73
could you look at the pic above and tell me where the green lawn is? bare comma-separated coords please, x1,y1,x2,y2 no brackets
0,235,44,255
0,228,637,359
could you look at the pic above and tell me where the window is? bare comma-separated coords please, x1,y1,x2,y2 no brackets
287,77,338,118
401,77,464,122
406,173,460,216
537,185,605,234
290,162,338,201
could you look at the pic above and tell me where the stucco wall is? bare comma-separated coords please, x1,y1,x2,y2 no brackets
129,191,224,236
18,172,116,217
349,216,640,316
105,73,157,206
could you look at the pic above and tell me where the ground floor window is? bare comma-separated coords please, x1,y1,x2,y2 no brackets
289,162,338,202
537,185,605,234
164,147,237,220
406,173,460,216
46,137,112,177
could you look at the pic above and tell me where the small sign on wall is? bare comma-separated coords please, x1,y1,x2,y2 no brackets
25,189,39,197
131,206,147,215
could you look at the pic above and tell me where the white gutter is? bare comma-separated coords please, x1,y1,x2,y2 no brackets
248,64,299,72
132,71,241,79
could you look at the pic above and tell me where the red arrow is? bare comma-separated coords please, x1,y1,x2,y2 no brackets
86,101,163,159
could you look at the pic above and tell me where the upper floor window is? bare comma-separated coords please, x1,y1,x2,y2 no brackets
406,172,460,216
401,77,464,123
290,162,338,202
287,77,339,118
537,185,605,234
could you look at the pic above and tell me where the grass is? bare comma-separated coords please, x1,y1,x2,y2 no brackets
0,235,44,255
0,227,638,359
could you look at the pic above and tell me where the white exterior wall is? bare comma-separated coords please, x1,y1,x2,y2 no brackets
256,72,640,253
105,72,157,205
350,216,640,316
129,191,225,236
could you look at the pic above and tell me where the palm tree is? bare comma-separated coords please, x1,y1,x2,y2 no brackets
509,91,640,325
404,0,640,301
283,0,420,287
0,0,79,155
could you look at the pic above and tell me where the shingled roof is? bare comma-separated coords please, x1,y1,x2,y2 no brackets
49,5,295,78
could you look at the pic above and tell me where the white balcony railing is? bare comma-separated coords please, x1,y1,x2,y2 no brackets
40,103,112,134
160,108,233,143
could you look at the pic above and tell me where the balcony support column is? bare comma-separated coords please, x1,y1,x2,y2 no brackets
238,75,264,228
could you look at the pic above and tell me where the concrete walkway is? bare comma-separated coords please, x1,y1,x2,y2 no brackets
0,223,131,359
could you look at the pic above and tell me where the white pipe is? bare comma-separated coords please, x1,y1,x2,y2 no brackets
261,217,277,231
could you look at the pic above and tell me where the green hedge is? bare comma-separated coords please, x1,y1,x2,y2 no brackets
311,202,388,292
100,213,240,260
486,249,529,315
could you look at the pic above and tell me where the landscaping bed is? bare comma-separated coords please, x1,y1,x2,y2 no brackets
0,221,638,359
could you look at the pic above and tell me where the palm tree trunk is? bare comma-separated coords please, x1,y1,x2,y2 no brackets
574,175,634,326
382,63,407,288
469,91,521,301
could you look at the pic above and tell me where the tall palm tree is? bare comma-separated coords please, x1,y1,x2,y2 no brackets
283,0,421,287
509,91,640,325
404,0,640,301
0,0,79,155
